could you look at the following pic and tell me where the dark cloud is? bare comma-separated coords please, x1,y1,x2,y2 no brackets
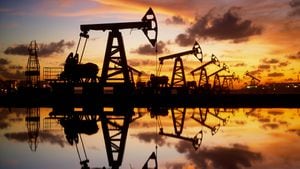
175,33,195,46
0,67,24,80
262,123,279,129
132,41,169,55
285,78,294,81
262,58,279,64
4,40,75,57
0,109,10,129
165,16,186,25
268,110,284,116
233,62,246,67
0,58,10,66
165,162,186,169
134,132,167,146
176,141,262,169
235,120,246,125
4,131,66,147
289,0,300,16
268,72,284,77
287,128,300,136
290,0,300,7
278,61,290,67
286,51,300,59
258,118,270,123
258,64,270,69
175,7,263,46
8,65,23,70
0,58,23,80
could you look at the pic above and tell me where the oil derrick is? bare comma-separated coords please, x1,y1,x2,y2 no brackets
80,8,157,89
25,40,40,87
245,71,260,87
158,108,203,150
158,41,203,87
25,107,40,151
100,105,134,169
191,54,220,89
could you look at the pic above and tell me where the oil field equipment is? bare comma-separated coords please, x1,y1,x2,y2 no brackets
158,41,203,87
79,8,157,89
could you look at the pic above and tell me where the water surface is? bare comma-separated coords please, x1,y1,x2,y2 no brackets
0,107,299,169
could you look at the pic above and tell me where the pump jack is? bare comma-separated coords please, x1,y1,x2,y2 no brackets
190,54,220,89
158,42,203,87
245,71,260,87
219,72,238,91
191,108,220,136
207,63,230,92
79,8,157,89
158,108,203,150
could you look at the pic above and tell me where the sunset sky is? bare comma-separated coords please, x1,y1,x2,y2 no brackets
0,0,299,86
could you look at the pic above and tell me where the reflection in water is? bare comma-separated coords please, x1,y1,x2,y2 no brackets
1,107,300,169
158,108,203,150
191,108,221,135
25,107,40,152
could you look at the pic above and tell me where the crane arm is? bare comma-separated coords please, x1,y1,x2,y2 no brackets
80,8,157,47
158,41,203,64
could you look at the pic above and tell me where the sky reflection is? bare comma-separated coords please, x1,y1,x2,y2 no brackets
0,107,300,169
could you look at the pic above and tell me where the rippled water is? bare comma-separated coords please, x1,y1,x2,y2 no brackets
0,107,300,169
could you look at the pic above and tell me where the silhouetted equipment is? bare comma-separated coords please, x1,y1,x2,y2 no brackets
158,108,203,150
100,105,134,169
142,152,158,169
245,71,260,87
80,8,157,89
43,67,64,81
25,107,40,151
210,108,230,126
61,52,99,83
148,74,169,88
25,40,40,87
191,108,220,136
59,113,99,169
110,59,143,85
207,63,230,91
158,42,203,87
191,54,220,89
219,72,238,91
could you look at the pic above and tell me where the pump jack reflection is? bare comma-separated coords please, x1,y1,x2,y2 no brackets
49,104,157,169
191,107,232,136
25,107,40,152
158,107,203,150
191,108,221,135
